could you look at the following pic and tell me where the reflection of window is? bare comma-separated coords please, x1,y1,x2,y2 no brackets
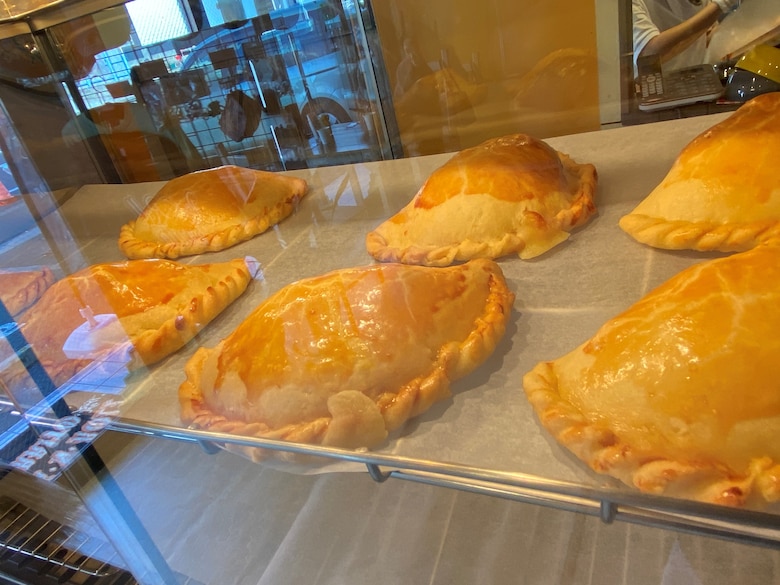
209,48,239,70
0,108,20,198
160,69,210,105
125,0,189,45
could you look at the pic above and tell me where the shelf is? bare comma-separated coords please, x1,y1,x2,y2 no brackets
0,494,134,584
109,418,780,549
3,111,779,550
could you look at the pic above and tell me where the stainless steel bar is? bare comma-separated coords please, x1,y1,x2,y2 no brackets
16,516,52,554
5,509,36,547
0,501,15,523
91,540,125,572
46,541,69,566
72,540,117,576
27,519,59,557
50,531,86,567
385,468,780,549
110,417,780,548
71,550,92,573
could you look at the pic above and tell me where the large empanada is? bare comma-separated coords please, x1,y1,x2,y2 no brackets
366,133,597,266
619,92,780,252
179,259,514,457
118,165,307,259
0,267,55,317
523,245,780,507
7,257,254,388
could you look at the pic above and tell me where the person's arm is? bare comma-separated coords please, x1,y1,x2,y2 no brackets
638,0,743,64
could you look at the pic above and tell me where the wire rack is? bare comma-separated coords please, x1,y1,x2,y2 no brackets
0,494,205,585
0,494,135,584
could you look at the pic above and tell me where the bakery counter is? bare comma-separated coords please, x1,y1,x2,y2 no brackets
5,111,780,547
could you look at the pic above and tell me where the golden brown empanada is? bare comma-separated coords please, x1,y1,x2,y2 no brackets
366,134,597,266
118,165,307,259
179,259,514,457
0,267,55,317
8,257,254,388
523,244,780,507
619,92,780,252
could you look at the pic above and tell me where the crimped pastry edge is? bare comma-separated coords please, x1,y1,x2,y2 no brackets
118,176,307,259
128,257,253,366
522,360,780,508
1,258,253,396
365,151,597,266
178,260,515,462
118,197,301,259
618,213,780,252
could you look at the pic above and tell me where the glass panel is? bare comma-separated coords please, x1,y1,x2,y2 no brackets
40,0,390,182
370,0,602,156
619,0,780,125
1,4,779,583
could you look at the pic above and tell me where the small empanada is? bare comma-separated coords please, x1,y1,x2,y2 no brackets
118,165,307,259
0,267,55,317
179,259,514,457
395,67,487,118
8,257,254,388
366,133,597,266
523,244,780,507
619,92,780,252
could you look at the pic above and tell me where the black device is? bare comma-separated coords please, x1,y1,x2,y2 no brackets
636,54,725,112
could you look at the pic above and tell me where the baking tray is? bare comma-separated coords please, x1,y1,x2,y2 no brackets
5,112,780,545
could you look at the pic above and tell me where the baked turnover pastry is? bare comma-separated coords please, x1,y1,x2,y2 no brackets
0,267,55,317
118,165,307,259
619,92,780,252
366,133,597,266
523,245,780,507
180,259,514,457
7,257,254,388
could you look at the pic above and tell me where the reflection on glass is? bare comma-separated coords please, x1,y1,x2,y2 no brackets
0,293,124,481
372,0,601,156
37,0,389,182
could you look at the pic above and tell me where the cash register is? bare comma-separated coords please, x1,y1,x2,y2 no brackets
635,54,725,112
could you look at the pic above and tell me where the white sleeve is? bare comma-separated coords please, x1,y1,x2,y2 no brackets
632,0,661,72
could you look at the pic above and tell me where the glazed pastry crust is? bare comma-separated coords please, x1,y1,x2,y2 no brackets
0,267,55,317
118,165,307,259
523,245,780,507
366,134,597,266
619,93,780,251
13,258,253,387
179,259,514,459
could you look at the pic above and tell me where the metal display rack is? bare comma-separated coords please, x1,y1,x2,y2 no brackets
110,419,780,550
0,493,135,584
0,2,779,583
1,115,779,585
0,494,202,584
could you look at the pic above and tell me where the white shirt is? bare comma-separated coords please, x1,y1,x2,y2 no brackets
632,0,713,75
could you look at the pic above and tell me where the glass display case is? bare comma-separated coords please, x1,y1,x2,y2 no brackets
0,0,395,190
0,0,779,583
